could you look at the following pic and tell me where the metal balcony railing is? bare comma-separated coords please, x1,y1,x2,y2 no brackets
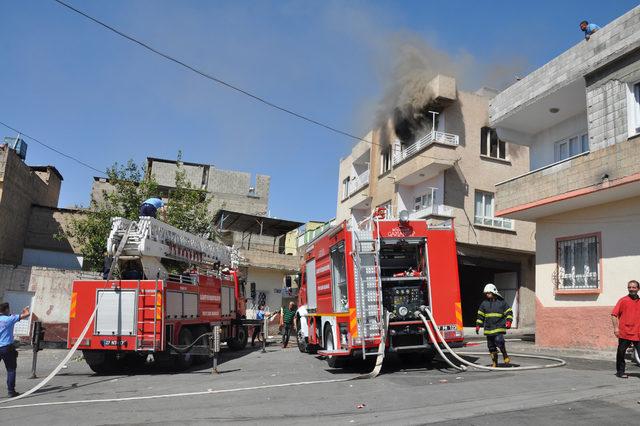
393,131,459,166
474,216,514,230
342,169,370,200
409,203,454,219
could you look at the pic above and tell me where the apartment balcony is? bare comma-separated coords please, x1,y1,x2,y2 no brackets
393,131,459,166
391,131,459,185
495,136,640,221
473,215,514,231
342,169,370,201
409,203,454,220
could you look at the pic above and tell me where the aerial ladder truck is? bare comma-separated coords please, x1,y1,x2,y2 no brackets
67,216,249,373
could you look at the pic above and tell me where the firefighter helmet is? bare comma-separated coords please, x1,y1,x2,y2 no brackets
483,283,501,296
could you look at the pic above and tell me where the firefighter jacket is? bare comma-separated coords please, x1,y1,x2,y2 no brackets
476,298,513,335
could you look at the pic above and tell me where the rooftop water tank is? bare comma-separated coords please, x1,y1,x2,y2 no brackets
3,136,27,161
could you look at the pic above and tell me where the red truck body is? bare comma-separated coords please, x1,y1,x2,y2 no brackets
297,216,463,364
67,270,248,372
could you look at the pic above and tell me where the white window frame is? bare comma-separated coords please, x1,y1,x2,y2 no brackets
474,191,513,230
627,81,640,137
414,188,436,212
554,132,589,162
342,177,350,200
481,128,507,160
556,234,600,290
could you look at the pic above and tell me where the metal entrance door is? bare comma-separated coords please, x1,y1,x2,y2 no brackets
494,272,518,328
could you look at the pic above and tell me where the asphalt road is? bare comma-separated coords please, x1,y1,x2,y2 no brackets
1,341,639,425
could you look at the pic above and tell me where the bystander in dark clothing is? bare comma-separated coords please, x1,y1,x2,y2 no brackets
0,303,30,397
102,252,113,280
251,305,266,346
280,302,296,348
611,280,640,378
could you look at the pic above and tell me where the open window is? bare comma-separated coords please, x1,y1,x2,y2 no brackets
330,242,348,312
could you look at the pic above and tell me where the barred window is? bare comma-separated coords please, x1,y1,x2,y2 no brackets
557,235,599,289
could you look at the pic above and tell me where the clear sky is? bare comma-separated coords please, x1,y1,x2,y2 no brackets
1,1,637,222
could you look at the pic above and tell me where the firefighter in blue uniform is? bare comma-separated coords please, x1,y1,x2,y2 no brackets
475,283,513,367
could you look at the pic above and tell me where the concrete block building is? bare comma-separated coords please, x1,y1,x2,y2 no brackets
490,6,640,349
146,157,269,216
1,140,94,343
337,75,536,328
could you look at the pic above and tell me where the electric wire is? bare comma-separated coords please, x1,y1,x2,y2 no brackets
0,120,106,175
50,0,453,164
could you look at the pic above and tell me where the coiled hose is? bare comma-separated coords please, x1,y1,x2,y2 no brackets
416,306,566,371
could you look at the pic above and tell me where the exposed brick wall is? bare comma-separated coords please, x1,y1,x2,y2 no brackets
536,297,617,349
496,135,640,212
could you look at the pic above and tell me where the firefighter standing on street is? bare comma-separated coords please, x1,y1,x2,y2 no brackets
476,284,513,367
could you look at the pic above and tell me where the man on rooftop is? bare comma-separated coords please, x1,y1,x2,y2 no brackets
580,20,600,41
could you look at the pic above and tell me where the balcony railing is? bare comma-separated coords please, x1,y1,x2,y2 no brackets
474,216,514,231
409,204,454,219
297,220,336,247
393,131,459,166
342,169,370,200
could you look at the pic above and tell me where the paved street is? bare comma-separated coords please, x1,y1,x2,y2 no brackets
1,341,639,425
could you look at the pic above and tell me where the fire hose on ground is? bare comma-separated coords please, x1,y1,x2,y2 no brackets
416,306,566,372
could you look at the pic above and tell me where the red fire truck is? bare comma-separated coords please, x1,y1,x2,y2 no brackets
296,210,463,368
67,217,249,373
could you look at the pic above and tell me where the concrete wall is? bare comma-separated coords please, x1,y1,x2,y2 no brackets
24,206,86,254
490,6,640,123
496,134,640,214
585,45,640,150
534,197,640,348
0,264,100,342
244,267,289,312
529,113,588,170
148,158,270,216
0,147,63,265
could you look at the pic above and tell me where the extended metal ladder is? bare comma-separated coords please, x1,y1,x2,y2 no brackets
350,216,385,359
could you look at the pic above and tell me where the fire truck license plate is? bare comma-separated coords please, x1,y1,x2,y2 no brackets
101,340,128,347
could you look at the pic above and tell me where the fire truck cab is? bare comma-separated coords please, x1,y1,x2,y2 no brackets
297,211,463,367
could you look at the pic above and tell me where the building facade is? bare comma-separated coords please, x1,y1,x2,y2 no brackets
491,6,640,349
337,75,537,328
0,141,68,265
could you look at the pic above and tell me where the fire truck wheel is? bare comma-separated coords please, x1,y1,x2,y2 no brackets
174,328,194,370
296,331,308,353
228,326,248,350
83,350,119,375
193,325,210,365
324,327,347,368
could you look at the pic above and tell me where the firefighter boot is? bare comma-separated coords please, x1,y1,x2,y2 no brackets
490,352,499,368
502,351,511,366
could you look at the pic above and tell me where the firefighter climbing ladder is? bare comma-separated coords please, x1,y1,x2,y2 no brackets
350,216,385,360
